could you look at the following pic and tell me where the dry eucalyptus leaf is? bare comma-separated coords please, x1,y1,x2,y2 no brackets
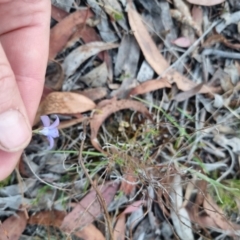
74,224,105,240
203,194,240,231
58,116,89,130
65,25,102,51
113,215,126,240
49,8,94,59
63,41,119,78
129,78,171,96
111,78,138,99
28,211,104,240
127,4,168,74
61,181,119,232
0,212,27,240
186,0,225,6
35,92,96,124
192,5,203,27
127,3,216,94
173,83,204,102
119,169,137,195
77,87,108,101
28,210,66,228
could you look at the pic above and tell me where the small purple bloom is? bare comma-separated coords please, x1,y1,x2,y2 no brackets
39,115,59,149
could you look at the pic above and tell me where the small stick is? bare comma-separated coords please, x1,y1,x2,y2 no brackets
78,121,114,240
202,49,240,59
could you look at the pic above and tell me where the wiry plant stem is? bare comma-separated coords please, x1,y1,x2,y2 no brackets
78,121,114,240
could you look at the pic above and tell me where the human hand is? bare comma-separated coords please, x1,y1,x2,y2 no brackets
0,0,50,180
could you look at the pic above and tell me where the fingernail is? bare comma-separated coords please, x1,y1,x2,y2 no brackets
0,110,31,152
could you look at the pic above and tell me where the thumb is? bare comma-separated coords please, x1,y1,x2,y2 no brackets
0,43,31,152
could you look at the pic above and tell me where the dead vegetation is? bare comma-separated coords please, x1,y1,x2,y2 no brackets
1,0,240,239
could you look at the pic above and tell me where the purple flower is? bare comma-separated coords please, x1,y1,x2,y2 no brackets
39,115,59,149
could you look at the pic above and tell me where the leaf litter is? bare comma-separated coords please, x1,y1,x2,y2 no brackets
3,0,240,239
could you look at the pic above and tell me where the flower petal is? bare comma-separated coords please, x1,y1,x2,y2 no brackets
49,115,60,129
47,136,54,149
39,127,49,136
49,128,59,138
40,115,50,127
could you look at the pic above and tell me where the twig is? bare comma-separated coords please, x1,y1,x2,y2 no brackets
202,49,240,59
78,121,114,240
15,167,29,219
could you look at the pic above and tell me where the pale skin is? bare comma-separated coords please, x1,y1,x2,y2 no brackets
0,0,51,180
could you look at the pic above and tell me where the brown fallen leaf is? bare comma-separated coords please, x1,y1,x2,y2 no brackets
187,207,218,229
223,40,240,50
203,194,240,232
115,200,146,240
203,33,240,50
173,83,204,102
127,3,215,94
35,92,96,125
28,210,104,239
51,4,69,22
203,34,226,48
113,215,126,240
58,116,89,130
119,169,137,195
121,200,145,215
192,5,203,28
76,87,108,102
90,99,152,152
127,4,168,74
186,0,225,6
41,86,53,102
61,181,119,233
65,25,102,49
63,23,107,65
129,78,171,96
49,8,94,59
0,212,27,240
74,224,105,240
28,210,66,228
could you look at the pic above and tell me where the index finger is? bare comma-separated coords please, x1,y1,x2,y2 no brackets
0,0,51,123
